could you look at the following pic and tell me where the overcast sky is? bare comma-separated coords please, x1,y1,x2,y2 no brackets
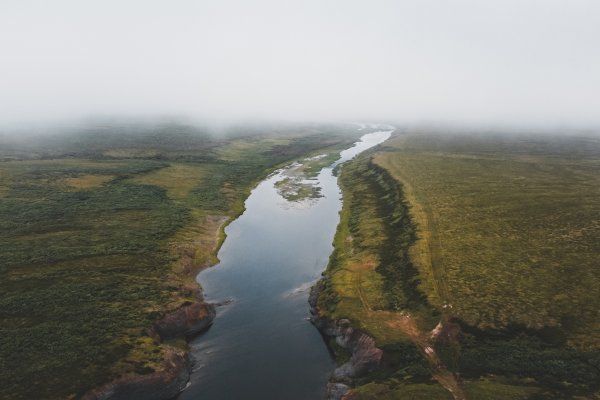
1,0,599,129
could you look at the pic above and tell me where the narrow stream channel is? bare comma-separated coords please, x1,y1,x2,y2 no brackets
179,128,392,400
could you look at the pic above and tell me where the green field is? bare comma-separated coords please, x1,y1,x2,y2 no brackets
0,121,364,399
319,131,600,399
375,133,600,341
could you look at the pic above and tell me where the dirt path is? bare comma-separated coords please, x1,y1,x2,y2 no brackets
384,313,466,400
354,278,466,400
349,239,465,398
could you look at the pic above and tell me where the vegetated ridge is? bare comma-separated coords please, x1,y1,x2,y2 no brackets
313,130,600,399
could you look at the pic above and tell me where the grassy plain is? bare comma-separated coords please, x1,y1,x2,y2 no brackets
320,131,600,399
0,121,364,399
375,133,600,340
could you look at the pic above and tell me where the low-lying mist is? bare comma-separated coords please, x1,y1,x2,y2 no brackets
1,0,599,132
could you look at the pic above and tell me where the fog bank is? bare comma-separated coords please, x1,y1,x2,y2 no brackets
1,0,599,129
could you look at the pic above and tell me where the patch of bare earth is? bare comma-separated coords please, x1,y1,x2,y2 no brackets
354,266,465,400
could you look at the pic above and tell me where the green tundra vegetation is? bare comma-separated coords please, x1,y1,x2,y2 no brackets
319,131,600,399
0,121,364,400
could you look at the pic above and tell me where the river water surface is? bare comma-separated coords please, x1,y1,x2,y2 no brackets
179,129,391,400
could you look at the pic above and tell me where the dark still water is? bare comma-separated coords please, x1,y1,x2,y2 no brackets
179,129,392,400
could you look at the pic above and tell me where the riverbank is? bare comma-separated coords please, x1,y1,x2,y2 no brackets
310,153,463,399
312,131,600,399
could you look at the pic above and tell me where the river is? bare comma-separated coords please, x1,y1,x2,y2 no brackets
179,128,392,400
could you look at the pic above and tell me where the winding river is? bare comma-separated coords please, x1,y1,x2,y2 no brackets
179,128,392,400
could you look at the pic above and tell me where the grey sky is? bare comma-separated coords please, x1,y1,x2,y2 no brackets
1,0,599,128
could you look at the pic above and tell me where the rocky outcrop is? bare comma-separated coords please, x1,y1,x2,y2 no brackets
326,383,351,400
83,296,215,400
82,347,192,400
154,300,216,339
309,280,383,391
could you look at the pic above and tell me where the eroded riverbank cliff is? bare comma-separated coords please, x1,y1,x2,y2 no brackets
83,287,216,400
309,281,383,400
